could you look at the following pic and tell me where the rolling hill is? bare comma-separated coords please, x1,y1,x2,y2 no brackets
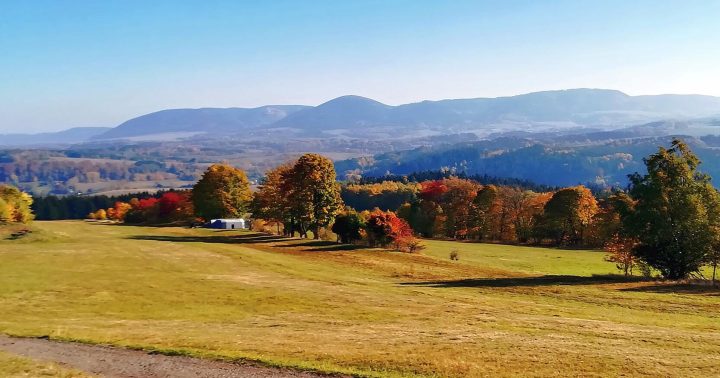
0,127,112,147
91,89,720,139
97,105,309,139
335,135,720,187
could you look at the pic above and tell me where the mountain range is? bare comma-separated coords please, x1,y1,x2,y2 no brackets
3,88,720,146
0,127,111,147
99,89,720,139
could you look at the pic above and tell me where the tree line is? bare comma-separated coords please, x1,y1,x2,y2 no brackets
33,191,161,220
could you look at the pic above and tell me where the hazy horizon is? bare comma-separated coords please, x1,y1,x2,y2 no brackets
2,0,720,133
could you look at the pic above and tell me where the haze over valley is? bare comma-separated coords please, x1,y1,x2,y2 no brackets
3,88,720,195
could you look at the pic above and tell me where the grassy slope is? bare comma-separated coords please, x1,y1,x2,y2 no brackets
0,221,718,377
0,351,91,377
422,239,615,276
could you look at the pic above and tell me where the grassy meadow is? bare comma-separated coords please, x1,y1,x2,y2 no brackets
0,221,719,377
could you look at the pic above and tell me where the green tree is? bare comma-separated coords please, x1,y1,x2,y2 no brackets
397,201,435,237
191,164,252,220
708,229,720,286
289,154,343,239
622,139,720,279
331,208,364,244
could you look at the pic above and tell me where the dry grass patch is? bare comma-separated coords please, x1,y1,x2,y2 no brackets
1,221,719,377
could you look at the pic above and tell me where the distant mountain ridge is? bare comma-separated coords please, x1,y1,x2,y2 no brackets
98,105,309,139
4,89,720,143
0,127,111,147
94,89,720,139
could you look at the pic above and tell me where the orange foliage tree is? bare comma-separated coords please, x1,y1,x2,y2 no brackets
534,185,599,246
364,209,421,251
604,234,639,276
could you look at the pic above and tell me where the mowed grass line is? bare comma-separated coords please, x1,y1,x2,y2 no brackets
0,221,718,377
422,239,615,276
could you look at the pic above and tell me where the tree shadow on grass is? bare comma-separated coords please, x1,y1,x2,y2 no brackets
401,274,649,288
127,233,288,244
620,283,720,296
274,240,366,252
307,244,366,252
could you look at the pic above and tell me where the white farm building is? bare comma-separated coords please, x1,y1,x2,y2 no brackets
209,218,248,230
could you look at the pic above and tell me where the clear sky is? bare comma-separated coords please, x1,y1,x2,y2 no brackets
1,0,720,133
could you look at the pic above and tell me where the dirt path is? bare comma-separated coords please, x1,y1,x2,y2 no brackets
0,335,344,378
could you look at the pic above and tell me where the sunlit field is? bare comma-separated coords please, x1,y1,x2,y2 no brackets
1,221,719,377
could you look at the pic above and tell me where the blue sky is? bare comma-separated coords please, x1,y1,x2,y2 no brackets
1,0,719,133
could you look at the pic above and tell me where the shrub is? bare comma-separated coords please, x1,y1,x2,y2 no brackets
399,237,425,253
450,249,460,261
95,209,107,220
365,209,418,251
332,209,364,244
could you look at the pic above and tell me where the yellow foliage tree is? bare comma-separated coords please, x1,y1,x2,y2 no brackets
191,164,252,220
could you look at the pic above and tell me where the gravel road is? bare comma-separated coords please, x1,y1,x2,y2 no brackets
0,335,344,378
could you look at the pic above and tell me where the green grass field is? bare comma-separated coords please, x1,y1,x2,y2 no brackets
1,221,719,377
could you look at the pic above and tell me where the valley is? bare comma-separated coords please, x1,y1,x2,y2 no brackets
3,89,720,195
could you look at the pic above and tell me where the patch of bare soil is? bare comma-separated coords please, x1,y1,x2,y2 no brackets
0,335,345,378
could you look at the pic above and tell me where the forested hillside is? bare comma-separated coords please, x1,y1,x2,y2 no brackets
337,136,720,187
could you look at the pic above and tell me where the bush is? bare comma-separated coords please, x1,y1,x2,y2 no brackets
398,237,425,253
450,249,460,261
365,209,418,251
332,209,364,244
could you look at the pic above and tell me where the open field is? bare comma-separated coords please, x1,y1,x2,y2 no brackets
1,221,719,377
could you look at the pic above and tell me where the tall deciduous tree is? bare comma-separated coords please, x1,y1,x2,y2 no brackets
289,154,343,239
503,189,552,243
471,185,502,240
252,162,294,235
441,178,479,239
191,164,252,220
622,139,720,279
